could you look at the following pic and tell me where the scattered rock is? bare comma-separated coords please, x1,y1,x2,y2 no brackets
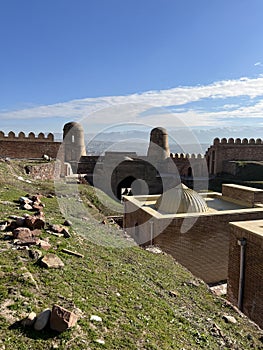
210,283,227,296
31,195,42,203
49,224,64,233
46,230,64,238
49,304,78,333
19,197,33,205
15,217,25,227
63,220,72,226
16,245,30,250
169,290,178,298
29,249,42,260
21,271,38,288
32,203,44,211
9,215,19,220
31,229,42,237
95,339,105,345
187,280,201,287
40,254,64,269
34,309,51,331
62,228,70,238
145,246,163,254
14,237,40,246
21,311,37,327
0,221,8,231
21,203,33,211
13,227,32,239
25,215,45,230
38,240,52,250
90,315,102,322
222,314,237,324
61,248,83,258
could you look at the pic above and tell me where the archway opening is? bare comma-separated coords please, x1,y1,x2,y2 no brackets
117,176,136,200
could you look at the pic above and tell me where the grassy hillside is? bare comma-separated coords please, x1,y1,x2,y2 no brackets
0,160,263,349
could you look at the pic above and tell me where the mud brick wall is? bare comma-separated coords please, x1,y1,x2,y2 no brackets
0,131,61,159
124,198,263,283
227,222,263,329
0,141,61,159
170,153,208,178
222,184,263,206
205,138,263,175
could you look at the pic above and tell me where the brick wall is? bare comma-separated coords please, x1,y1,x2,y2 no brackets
0,141,61,159
124,197,263,283
205,138,263,175
227,221,263,329
222,184,263,206
0,131,61,159
169,153,208,178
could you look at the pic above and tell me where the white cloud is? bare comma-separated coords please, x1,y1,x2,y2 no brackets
222,104,240,109
254,62,262,67
1,76,263,131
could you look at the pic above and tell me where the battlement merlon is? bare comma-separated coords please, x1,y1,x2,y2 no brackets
0,131,54,141
213,137,262,145
170,153,204,159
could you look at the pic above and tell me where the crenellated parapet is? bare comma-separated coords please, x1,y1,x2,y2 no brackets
0,131,54,141
206,137,263,175
213,137,262,145
170,152,204,159
0,129,61,161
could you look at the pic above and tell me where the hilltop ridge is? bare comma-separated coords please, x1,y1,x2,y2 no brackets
0,160,262,349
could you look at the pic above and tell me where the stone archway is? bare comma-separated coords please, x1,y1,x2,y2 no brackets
116,176,136,200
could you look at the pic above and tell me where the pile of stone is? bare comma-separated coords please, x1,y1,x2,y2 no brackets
21,304,78,333
6,213,47,249
19,194,45,212
0,193,71,250
0,194,85,270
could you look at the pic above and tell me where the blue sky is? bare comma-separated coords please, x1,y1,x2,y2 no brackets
1,0,263,137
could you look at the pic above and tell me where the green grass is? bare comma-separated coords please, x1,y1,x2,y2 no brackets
0,160,263,349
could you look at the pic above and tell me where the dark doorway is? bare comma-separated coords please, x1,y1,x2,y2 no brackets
117,176,136,200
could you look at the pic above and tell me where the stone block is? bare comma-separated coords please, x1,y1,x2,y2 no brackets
13,227,31,239
50,304,78,332
40,254,64,268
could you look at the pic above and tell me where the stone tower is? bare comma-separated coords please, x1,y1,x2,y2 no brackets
63,122,86,172
147,127,170,160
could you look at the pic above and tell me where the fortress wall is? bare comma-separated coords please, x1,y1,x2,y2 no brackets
0,131,54,141
205,138,263,174
0,131,61,159
170,153,208,177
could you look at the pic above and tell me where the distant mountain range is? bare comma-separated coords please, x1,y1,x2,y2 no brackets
53,126,263,155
